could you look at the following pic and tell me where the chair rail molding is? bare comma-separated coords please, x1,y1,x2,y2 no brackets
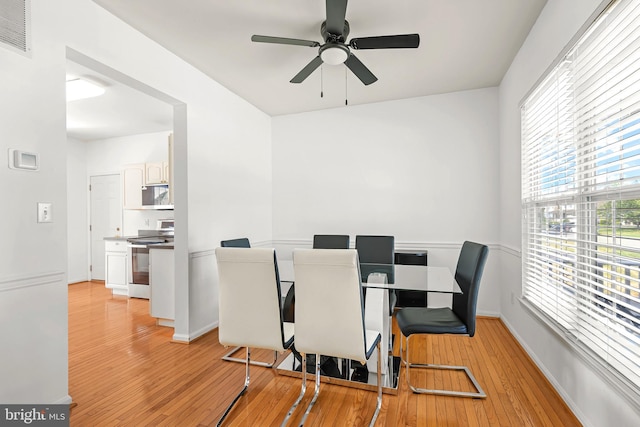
272,239,501,253
499,244,521,258
0,271,65,293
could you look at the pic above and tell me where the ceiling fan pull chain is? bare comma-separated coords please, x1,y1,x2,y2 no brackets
345,67,349,105
321,65,324,98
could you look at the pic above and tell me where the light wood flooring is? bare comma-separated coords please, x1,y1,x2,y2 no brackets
68,281,581,426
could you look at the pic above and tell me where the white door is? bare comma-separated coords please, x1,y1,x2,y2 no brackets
90,174,122,280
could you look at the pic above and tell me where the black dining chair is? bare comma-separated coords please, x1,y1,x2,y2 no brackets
312,234,350,249
395,241,489,398
355,235,396,314
396,251,429,308
220,238,251,248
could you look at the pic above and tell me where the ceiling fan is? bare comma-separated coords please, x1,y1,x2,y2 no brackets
251,0,420,86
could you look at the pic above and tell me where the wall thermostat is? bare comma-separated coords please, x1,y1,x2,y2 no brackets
8,149,39,171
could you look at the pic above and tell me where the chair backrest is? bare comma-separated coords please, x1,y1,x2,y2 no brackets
313,234,350,249
355,235,394,264
356,235,395,282
220,238,251,248
215,247,287,351
452,241,489,337
293,249,368,363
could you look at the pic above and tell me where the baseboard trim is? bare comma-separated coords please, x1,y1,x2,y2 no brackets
54,395,73,405
171,333,189,343
477,312,500,319
189,322,218,341
172,322,218,344
499,316,590,427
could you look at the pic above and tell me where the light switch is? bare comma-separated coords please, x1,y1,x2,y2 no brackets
38,202,53,223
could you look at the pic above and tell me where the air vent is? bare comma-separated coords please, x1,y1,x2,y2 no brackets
0,0,30,54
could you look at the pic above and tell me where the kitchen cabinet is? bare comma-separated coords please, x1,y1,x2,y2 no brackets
105,240,128,296
149,247,174,326
122,163,145,209
145,161,169,184
123,161,171,209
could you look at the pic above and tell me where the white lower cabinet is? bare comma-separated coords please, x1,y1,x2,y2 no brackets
149,248,175,326
105,240,128,296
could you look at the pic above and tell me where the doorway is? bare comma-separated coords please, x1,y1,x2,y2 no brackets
89,174,122,280
65,50,176,284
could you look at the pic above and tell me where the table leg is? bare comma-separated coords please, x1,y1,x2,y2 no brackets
364,287,389,374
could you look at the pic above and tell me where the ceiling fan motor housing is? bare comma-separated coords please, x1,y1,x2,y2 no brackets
321,20,350,43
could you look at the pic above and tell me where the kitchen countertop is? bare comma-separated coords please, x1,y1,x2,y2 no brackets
104,235,174,248
104,236,135,241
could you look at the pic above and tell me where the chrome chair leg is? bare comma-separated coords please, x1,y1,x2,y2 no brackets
281,353,307,427
405,335,486,398
217,347,252,426
399,333,408,366
370,341,382,427
299,353,321,426
222,346,278,367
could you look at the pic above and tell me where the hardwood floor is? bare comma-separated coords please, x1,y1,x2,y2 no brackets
68,281,581,426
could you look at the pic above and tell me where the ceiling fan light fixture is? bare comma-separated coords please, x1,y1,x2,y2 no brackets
320,45,349,65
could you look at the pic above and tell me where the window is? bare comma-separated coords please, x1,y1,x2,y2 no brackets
521,0,640,396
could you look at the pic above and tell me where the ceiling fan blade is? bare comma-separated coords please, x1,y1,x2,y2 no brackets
325,0,348,36
251,35,320,47
344,54,377,85
350,34,420,50
290,56,324,84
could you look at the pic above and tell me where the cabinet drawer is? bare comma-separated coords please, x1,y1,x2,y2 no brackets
105,240,128,253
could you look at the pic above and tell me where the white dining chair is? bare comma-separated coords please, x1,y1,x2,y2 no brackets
215,247,295,425
282,248,382,427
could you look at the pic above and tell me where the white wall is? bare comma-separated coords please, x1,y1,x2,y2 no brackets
0,0,272,403
85,131,169,171
272,88,501,314
0,1,70,402
499,0,640,425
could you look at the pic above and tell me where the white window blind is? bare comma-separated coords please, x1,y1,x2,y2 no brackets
522,0,640,395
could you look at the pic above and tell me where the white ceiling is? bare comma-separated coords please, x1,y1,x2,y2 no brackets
66,60,173,141
69,0,547,140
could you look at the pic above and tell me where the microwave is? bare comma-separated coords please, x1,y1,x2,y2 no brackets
141,184,173,209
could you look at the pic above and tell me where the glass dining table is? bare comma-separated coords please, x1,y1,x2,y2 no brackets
275,260,461,395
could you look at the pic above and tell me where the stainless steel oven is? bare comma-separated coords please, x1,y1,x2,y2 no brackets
129,243,150,279
127,220,174,299
127,237,169,299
